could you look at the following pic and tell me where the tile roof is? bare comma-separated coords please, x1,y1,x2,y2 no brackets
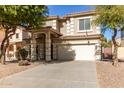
47,16,59,20
47,10,96,20
64,10,96,18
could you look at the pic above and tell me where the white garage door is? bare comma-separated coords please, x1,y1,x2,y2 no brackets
58,44,95,61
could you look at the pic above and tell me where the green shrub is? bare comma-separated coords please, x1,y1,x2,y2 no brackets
19,48,28,60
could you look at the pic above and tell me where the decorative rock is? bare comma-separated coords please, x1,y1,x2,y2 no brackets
18,60,30,66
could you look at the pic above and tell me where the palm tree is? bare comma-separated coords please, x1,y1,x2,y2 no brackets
94,5,124,67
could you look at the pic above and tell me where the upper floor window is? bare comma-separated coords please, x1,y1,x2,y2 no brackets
79,18,91,31
16,33,19,39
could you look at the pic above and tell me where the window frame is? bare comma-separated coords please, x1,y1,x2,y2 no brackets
16,33,19,39
77,16,93,32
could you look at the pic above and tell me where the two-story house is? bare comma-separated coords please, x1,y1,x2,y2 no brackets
5,10,102,62
5,26,31,61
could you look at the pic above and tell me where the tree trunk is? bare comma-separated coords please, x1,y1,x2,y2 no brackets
112,28,118,67
1,39,10,64
0,55,5,64
0,40,8,64
0,37,7,64
112,43,118,66
0,27,16,64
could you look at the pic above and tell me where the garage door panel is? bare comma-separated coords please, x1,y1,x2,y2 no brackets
58,45,76,61
71,45,95,60
58,44,95,61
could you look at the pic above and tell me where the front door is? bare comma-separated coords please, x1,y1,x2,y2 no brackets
36,44,45,60
36,34,45,61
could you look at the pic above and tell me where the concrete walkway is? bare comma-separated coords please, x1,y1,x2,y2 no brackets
0,61,98,88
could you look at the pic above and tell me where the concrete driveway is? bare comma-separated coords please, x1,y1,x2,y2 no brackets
0,61,98,88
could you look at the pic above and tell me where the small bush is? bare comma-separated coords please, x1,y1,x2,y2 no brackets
18,60,30,66
19,48,28,60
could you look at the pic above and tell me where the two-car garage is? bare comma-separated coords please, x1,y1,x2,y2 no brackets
57,44,96,61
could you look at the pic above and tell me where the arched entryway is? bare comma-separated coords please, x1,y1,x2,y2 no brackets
36,33,46,60
31,31,52,62
30,27,62,62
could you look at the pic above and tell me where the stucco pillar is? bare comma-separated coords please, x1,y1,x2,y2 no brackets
45,32,51,62
31,36,37,61
95,42,102,61
53,44,57,60
13,44,16,60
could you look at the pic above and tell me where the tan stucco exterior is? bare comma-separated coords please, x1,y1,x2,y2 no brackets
5,11,102,62
118,47,124,61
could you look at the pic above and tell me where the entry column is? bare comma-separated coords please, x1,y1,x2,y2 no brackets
31,35,37,61
45,32,51,62
13,43,16,60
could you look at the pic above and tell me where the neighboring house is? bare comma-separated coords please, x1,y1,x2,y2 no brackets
5,26,31,61
117,32,124,61
0,29,5,55
5,10,102,62
0,29,5,46
102,47,112,60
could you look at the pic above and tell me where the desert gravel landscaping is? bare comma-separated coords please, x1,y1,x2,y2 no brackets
0,62,41,79
96,61,124,88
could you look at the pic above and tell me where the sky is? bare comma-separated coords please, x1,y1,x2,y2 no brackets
48,5,95,16
47,5,112,41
